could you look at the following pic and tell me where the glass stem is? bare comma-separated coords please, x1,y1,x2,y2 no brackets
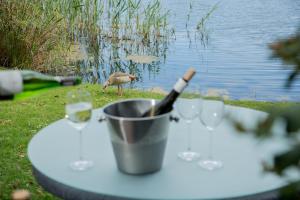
208,129,213,160
79,129,83,161
187,120,192,151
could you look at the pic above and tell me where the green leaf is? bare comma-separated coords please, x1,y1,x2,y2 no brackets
251,104,300,138
272,144,300,175
280,105,300,133
279,181,300,199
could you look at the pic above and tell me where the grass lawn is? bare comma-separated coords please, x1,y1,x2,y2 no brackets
0,84,295,199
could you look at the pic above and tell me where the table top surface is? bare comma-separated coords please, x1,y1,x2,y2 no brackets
28,104,289,200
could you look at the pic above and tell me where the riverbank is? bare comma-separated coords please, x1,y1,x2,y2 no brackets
0,84,296,199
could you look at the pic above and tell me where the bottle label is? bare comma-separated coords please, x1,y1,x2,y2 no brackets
0,71,23,96
173,78,187,93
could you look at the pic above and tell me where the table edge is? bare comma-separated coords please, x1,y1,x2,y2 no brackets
32,165,280,200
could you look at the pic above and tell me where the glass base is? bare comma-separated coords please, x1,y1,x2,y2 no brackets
70,160,94,171
198,159,223,171
178,151,200,162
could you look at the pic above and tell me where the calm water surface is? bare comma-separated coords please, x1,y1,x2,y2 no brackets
133,0,300,101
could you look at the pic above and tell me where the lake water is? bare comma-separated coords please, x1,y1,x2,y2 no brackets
135,0,300,101
82,0,300,101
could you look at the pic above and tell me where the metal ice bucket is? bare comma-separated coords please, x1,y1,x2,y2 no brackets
100,99,176,175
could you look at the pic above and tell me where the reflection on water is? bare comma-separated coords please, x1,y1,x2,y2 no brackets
73,0,173,87
78,34,170,84
79,0,300,101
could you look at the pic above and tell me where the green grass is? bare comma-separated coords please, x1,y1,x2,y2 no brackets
0,84,295,199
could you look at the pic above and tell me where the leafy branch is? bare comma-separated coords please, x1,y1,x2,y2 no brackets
235,30,300,199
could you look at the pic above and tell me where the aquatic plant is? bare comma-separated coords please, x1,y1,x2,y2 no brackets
184,1,218,47
68,0,173,83
195,3,218,46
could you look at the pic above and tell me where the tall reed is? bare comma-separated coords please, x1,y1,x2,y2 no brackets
0,0,68,70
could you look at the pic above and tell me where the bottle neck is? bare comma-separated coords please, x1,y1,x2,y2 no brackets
173,78,188,93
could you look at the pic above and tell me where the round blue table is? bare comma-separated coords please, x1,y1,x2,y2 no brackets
28,105,288,200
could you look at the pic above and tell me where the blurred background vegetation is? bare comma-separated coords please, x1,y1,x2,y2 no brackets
0,0,69,71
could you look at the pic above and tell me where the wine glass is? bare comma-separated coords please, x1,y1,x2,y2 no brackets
176,85,203,162
198,89,225,170
65,89,93,171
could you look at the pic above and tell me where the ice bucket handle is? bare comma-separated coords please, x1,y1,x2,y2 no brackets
98,115,106,122
98,115,179,123
169,115,179,122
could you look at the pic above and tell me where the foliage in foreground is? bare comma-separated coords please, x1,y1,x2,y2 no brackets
270,33,300,88
236,31,300,199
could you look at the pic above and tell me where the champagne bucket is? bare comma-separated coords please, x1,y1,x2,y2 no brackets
100,99,177,175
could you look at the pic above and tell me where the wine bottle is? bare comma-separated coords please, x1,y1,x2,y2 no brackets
0,70,81,100
141,68,196,117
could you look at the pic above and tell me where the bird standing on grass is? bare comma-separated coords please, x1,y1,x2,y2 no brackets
103,72,136,96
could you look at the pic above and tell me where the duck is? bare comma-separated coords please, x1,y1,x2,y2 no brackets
103,72,136,95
